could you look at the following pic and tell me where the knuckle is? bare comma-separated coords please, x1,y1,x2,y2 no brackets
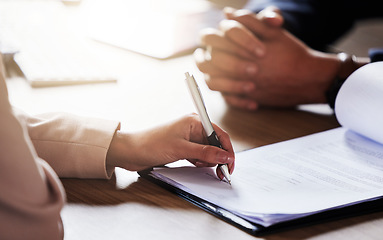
205,76,216,90
202,34,221,47
185,113,198,122
235,9,254,17
224,26,241,39
194,57,210,73
220,19,239,33
233,61,249,76
235,12,256,23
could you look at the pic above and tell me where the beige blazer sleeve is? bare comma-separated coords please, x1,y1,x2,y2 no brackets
15,110,121,179
0,55,65,239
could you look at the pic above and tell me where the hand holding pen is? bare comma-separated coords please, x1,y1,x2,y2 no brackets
185,72,235,184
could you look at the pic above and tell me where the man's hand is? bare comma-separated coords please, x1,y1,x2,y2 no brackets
195,7,340,110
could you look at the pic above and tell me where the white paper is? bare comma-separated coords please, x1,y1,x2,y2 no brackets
335,62,383,144
152,128,383,226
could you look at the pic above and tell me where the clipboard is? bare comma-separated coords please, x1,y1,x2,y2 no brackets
138,168,383,236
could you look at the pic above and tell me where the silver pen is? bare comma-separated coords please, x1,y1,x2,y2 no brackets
185,72,231,184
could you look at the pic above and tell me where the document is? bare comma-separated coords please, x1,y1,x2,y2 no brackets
148,62,383,227
335,62,383,144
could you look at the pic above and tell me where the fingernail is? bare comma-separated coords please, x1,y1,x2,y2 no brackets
246,65,257,76
223,7,235,15
264,10,277,19
216,152,229,163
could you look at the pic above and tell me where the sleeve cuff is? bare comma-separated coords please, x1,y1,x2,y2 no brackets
369,48,383,62
21,111,121,179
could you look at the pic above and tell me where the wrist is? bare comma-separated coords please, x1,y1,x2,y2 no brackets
106,130,131,171
306,50,340,104
326,53,369,108
335,53,363,79
106,130,153,172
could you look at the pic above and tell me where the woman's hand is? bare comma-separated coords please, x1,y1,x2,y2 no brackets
106,114,235,180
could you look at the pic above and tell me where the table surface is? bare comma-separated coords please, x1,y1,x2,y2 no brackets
4,1,383,239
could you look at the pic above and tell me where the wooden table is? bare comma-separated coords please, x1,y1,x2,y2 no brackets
4,1,383,239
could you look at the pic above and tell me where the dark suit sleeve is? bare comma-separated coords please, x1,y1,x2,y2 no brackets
369,48,383,62
245,0,383,51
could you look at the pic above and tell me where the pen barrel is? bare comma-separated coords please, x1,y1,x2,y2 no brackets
207,132,229,176
207,131,222,149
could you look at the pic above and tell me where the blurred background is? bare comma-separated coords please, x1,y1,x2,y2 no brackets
1,0,382,134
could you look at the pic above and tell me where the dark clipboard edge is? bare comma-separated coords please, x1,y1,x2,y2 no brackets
138,168,383,236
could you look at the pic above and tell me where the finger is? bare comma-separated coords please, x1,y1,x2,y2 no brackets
211,123,234,155
223,7,252,19
222,94,259,111
188,159,214,168
193,161,216,168
194,48,216,74
195,48,258,80
229,160,235,175
194,48,257,79
184,116,236,177
224,8,278,40
209,48,259,79
205,75,255,95
202,68,223,78
195,48,230,76
216,168,224,180
219,19,265,57
256,6,284,27
210,123,236,175
200,28,255,60
183,143,235,166
216,160,235,178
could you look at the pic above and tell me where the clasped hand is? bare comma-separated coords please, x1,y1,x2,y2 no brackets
195,7,339,110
